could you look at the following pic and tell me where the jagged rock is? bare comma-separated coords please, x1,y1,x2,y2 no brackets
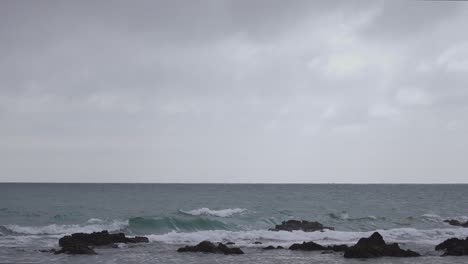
177,241,244,255
290,241,326,251
435,237,468,256
55,230,148,255
269,220,334,232
344,232,420,258
263,245,284,250
54,244,97,255
444,220,468,228
289,241,348,252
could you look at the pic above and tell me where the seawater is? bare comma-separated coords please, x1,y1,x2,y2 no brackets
1,183,467,263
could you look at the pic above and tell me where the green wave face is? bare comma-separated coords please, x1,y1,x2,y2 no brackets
128,216,232,234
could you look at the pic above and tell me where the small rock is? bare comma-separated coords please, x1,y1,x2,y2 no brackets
177,241,244,255
269,220,334,232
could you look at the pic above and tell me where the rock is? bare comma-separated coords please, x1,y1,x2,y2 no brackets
269,220,334,232
263,245,284,250
435,237,468,256
54,244,97,255
344,232,420,258
177,241,244,255
254,241,262,244
444,220,468,228
55,230,148,255
289,241,326,251
289,241,348,252
226,242,235,245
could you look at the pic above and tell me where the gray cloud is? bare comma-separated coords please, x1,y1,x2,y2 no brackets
1,0,468,183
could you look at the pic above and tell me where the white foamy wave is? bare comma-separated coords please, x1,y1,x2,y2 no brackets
179,208,247,218
87,218,105,224
147,227,468,248
3,219,128,235
420,214,443,222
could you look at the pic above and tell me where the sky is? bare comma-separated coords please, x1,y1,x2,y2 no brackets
1,0,468,183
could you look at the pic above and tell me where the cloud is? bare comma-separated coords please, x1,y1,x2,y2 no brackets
1,0,468,183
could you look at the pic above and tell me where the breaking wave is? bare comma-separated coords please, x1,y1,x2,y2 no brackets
147,227,468,247
178,208,247,218
1,219,128,235
128,216,234,233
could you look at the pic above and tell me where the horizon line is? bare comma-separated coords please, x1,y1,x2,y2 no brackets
0,182,467,185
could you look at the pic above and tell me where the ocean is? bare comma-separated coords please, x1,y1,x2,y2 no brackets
1,183,468,263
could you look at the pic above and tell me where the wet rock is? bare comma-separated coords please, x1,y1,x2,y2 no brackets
54,244,97,255
177,241,244,255
435,237,468,256
269,220,334,232
289,241,326,251
289,241,348,252
263,245,284,250
254,241,262,244
55,230,148,255
344,232,420,258
444,220,468,228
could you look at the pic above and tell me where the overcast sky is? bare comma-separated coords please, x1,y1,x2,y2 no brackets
1,0,468,183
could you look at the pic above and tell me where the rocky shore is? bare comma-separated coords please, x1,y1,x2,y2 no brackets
54,230,149,255
44,220,468,259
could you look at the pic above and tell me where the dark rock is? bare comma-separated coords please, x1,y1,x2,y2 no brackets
289,241,348,252
444,220,468,228
344,232,420,258
263,245,284,250
290,241,325,251
127,236,150,243
55,230,148,255
38,249,56,253
269,220,334,232
328,244,349,252
54,244,97,255
254,241,262,244
177,241,244,255
226,242,235,245
435,237,468,256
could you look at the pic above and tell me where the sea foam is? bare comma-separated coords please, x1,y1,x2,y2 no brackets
147,227,468,247
178,208,247,217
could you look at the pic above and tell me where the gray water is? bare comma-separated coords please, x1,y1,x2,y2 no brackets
1,183,468,263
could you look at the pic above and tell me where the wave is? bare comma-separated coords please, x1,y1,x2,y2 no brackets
178,208,247,218
328,212,383,221
147,227,468,247
128,216,232,233
1,219,128,235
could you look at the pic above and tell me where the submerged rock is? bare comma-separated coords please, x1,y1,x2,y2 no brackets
54,244,97,255
262,245,284,250
269,220,334,232
55,230,149,255
289,241,348,252
344,232,420,258
444,219,468,228
435,237,468,256
177,241,244,255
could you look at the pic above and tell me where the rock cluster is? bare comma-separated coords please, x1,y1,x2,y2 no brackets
435,237,468,256
177,241,244,255
444,219,468,228
55,230,149,255
269,220,334,232
343,232,420,258
289,241,348,252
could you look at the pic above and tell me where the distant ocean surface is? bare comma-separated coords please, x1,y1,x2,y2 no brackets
1,183,468,263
